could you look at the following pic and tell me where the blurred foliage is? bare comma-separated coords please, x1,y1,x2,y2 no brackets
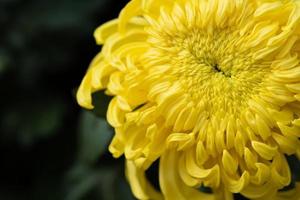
0,0,299,200
77,111,112,163
0,0,134,199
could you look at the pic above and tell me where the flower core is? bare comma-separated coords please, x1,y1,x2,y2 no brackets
149,25,271,116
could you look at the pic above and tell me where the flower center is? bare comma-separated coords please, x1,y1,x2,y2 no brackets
212,64,229,77
148,26,271,117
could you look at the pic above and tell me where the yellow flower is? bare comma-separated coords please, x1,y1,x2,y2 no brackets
77,0,300,199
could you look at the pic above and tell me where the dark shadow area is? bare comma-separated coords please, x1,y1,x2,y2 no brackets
0,0,133,200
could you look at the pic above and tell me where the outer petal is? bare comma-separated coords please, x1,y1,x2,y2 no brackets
126,160,163,200
159,150,228,200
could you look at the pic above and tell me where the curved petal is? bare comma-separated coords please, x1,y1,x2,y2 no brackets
159,150,216,200
126,160,163,200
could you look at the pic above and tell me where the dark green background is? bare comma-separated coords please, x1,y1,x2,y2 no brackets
0,0,134,199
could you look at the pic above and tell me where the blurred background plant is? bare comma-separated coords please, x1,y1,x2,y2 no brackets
0,0,135,199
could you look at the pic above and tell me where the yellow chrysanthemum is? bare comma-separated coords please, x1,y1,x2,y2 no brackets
77,0,300,199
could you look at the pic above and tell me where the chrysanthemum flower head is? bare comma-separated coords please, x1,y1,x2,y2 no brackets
77,0,300,199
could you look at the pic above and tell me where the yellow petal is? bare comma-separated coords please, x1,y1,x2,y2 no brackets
107,97,125,127
272,131,299,155
126,160,163,200
159,151,215,200
252,141,278,160
222,150,238,175
94,17,148,44
119,0,143,34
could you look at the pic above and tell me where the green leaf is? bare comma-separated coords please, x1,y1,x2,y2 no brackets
91,91,112,118
65,161,135,200
115,175,135,200
78,110,113,164
65,164,102,200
